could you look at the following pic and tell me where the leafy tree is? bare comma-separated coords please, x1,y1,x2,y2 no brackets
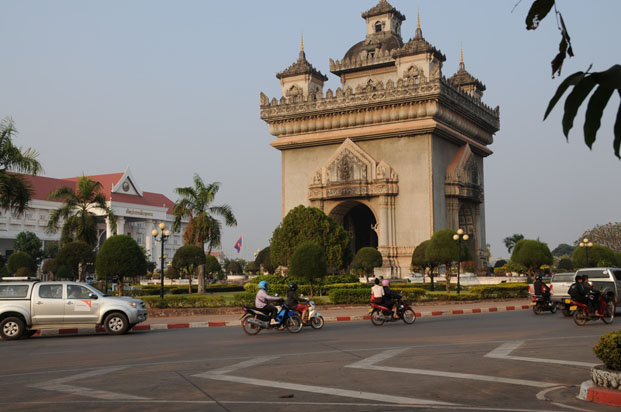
41,258,59,280
288,241,327,296
255,246,275,274
0,117,42,216
352,247,383,282
228,260,242,275
572,244,616,268
552,243,575,257
173,174,237,293
270,205,352,271
56,264,71,279
14,231,43,263
56,241,95,281
524,1,621,157
15,267,32,277
164,266,179,279
43,241,59,259
95,235,147,296
7,251,36,275
46,176,116,247
172,245,206,294
510,239,553,282
247,261,259,275
503,233,524,254
204,255,221,279
494,259,508,268
579,222,621,252
426,229,472,292
411,240,437,290
556,257,574,270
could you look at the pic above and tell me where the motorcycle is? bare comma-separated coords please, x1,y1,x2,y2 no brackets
369,298,416,326
297,298,324,329
565,291,615,326
530,295,557,314
240,301,303,335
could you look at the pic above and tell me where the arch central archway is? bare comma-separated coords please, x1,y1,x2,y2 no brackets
329,201,378,255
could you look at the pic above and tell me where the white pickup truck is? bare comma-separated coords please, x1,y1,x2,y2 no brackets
0,279,148,340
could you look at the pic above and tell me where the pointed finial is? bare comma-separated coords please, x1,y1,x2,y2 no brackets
414,8,423,39
459,43,465,70
417,8,421,28
301,32,304,52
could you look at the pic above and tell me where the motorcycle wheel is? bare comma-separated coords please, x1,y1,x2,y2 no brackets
550,303,557,314
561,307,572,317
310,315,324,329
532,304,542,315
402,309,416,324
602,301,615,324
285,314,303,333
573,309,587,326
371,311,384,326
241,315,261,335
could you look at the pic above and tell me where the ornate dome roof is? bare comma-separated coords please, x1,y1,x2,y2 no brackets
448,51,485,92
276,49,328,81
392,27,445,62
343,33,403,61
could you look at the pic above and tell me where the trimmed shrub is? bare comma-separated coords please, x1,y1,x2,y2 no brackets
329,288,372,304
420,292,479,302
593,331,621,371
127,283,243,297
322,274,360,284
7,251,36,274
469,283,529,299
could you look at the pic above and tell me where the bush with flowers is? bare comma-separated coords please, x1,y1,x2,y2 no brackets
593,331,621,371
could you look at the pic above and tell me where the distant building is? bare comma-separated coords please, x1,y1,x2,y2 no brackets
260,1,500,277
0,168,187,267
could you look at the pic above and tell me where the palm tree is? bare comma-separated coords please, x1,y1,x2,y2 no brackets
173,174,237,293
0,117,42,215
503,233,525,254
46,176,116,247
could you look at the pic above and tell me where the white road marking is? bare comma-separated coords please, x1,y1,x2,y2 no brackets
347,347,561,388
193,354,455,406
29,366,149,400
485,341,597,367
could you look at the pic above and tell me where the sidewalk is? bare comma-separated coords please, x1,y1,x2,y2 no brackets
138,298,532,330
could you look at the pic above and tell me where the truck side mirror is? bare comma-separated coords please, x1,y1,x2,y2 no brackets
88,293,99,300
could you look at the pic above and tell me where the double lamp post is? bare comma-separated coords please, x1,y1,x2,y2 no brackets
152,222,171,299
453,228,469,294
579,237,593,267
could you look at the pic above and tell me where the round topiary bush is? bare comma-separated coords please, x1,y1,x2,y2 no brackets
593,331,621,371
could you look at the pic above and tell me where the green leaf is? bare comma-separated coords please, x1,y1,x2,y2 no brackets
562,76,596,138
584,86,614,149
614,92,621,158
525,0,554,30
591,65,621,89
544,71,584,120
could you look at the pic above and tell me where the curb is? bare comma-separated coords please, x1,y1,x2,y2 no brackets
578,380,621,407
29,304,530,337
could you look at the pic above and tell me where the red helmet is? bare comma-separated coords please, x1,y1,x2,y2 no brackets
382,279,390,286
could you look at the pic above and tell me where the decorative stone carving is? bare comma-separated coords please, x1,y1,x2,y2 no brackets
591,365,621,390
445,144,483,203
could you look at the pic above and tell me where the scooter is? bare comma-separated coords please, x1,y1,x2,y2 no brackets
369,298,416,326
298,298,324,329
566,292,615,326
240,301,303,335
530,295,557,314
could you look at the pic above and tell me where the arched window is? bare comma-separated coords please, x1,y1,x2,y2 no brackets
375,21,382,33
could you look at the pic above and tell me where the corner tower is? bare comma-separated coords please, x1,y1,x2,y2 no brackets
260,2,500,277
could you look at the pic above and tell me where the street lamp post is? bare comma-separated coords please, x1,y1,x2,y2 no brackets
453,229,469,294
579,237,593,267
152,222,171,299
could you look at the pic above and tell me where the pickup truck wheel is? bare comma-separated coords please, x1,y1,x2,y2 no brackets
1,317,25,340
103,312,129,335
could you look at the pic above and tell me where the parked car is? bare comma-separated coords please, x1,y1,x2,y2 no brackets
0,278,148,340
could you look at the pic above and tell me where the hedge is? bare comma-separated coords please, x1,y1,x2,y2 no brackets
329,288,372,304
128,284,243,297
420,292,479,302
142,292,253,309
468,283,528,299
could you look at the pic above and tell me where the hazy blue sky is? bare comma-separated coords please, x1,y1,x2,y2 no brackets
1,1,619,262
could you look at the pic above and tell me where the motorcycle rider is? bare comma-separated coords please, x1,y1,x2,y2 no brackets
286,282,308,321
533,274,551,306
568,274,589,310
382,279,402,319
581,274,599,316
371,278,384,304
255,280,280,323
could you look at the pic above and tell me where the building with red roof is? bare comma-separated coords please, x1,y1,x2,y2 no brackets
0,168,186,268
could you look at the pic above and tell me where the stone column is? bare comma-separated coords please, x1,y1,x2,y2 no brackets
144,220,153,261
116,217,125,235
105,217,113,238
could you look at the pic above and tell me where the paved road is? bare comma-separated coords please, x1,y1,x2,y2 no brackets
0,310,618,412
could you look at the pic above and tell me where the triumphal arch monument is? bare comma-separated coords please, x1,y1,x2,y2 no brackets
260,0,500,277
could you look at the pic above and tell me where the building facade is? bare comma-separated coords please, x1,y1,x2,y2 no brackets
0,168,186,268
260,1,500,277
